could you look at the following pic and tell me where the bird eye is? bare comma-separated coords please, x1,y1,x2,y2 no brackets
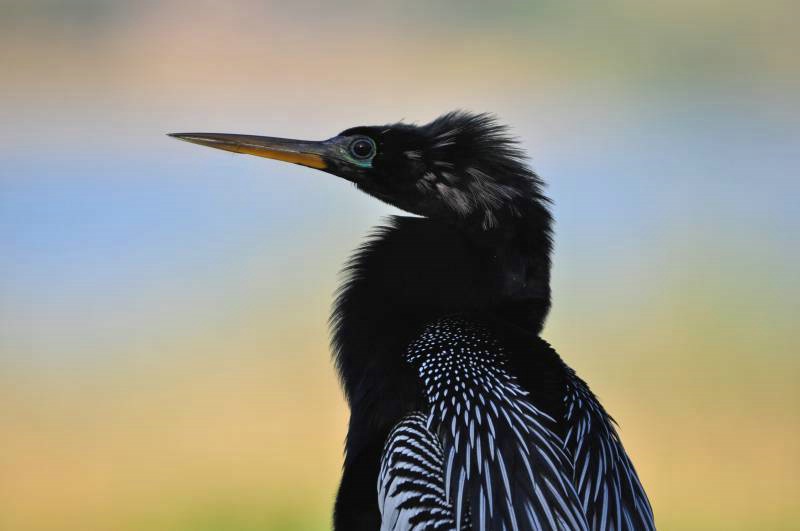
349,137,376,160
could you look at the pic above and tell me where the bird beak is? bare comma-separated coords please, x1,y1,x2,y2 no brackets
168,132,329,170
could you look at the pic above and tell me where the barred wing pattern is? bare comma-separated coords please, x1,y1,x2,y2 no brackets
380,317,589,531
378,413,457,531
562,370,655,530
378,318,656,530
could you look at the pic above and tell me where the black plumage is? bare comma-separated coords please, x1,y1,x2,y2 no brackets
170,111,655,530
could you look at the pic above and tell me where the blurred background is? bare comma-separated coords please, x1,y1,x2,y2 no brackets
1,1,798,529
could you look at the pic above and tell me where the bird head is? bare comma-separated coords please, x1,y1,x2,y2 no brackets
170,111,548,230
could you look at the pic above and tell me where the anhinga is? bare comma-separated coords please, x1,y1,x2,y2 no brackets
170,111,655,531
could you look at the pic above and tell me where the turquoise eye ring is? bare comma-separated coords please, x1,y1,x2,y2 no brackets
349,136,376,160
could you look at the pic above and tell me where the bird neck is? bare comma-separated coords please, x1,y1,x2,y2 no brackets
331,211,552,412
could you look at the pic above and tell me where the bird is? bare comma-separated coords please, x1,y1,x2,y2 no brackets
170,111,655,531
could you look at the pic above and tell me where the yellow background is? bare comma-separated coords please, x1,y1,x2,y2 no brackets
1,1,798,529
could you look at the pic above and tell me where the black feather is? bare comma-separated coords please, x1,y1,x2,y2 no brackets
325,112,653,530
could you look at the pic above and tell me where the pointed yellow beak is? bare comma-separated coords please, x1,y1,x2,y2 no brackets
169,132,328,170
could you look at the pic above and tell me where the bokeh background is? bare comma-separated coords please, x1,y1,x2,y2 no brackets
1,1,798,529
